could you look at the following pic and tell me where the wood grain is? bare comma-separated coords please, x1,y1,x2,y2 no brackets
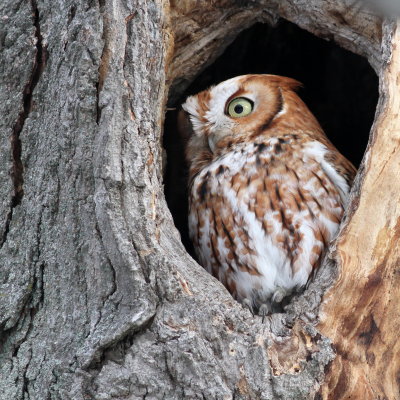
318,21,400,400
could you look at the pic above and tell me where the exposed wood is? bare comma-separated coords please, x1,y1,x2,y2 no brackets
318,21,400,399
169,0,382,101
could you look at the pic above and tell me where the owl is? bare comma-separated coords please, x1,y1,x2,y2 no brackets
178,74,356,317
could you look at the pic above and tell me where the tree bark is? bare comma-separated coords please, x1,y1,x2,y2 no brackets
0,1,397,399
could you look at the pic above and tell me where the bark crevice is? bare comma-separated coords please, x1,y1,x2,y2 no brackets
96,0,109,125
1,0,46,247
85,313,157,372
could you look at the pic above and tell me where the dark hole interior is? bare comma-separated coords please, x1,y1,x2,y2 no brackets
164,20,379,254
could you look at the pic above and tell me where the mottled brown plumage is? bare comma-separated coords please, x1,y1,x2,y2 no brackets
180,74,356,316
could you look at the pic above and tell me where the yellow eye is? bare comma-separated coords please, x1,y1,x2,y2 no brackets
227,97,253,118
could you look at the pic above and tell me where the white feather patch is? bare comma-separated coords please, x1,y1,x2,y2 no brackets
304,141,351,206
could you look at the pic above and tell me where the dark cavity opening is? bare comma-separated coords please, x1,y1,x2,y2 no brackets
164,20,379,254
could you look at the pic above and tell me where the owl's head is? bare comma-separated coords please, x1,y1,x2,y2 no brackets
179,74,326,177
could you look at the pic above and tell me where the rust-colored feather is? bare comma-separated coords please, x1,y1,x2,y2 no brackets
181,74,356,314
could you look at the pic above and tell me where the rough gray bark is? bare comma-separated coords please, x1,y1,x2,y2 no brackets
0,1,392,399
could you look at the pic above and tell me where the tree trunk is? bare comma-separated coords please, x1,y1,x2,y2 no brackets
0,1,397,399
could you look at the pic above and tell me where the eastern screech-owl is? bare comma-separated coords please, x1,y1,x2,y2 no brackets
179,74,356,317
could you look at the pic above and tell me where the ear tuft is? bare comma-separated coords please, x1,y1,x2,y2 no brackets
277,76,303,92
264,75,303,92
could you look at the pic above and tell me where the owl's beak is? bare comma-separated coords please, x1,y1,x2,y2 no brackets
207,130,234,154
208,136,216,153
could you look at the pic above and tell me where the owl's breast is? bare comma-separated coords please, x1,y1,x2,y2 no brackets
188,134,347,304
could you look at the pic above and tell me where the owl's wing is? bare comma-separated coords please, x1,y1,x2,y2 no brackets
304,141,356,207
324,148,357,192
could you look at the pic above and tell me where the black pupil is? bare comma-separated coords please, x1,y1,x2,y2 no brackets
234,104,244,114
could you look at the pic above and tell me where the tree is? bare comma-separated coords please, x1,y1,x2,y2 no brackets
0,0,398,399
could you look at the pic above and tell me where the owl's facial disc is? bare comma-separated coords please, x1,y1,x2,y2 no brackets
206,97,254,153
207,95,255,152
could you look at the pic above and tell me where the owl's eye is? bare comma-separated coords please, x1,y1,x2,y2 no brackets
227,97,254,118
